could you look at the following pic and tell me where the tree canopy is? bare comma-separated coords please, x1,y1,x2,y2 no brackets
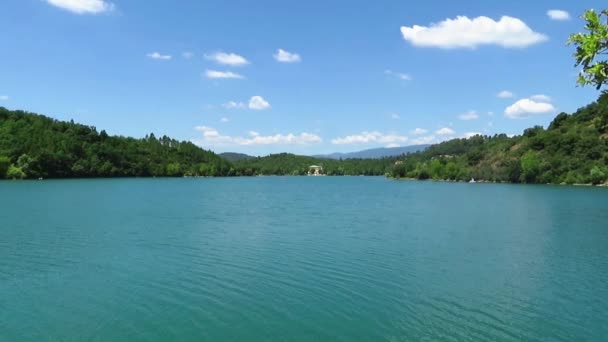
2,97,608,185
233,153,398,176
0,107,403,179
0,107,234,179
568,9,608,89
389,93,608,185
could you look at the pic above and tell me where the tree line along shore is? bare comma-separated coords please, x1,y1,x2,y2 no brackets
1,91,608,185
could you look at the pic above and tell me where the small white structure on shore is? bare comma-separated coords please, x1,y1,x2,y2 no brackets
308,165,324,176
469,178,476,183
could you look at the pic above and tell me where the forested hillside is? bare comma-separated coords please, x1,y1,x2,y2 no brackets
0,108,398,179
219,152,255,163
234,153,397,176
3,92,608,183
390,93,608,185
0,107,234,179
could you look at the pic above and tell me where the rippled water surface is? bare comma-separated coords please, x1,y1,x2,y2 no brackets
1,177,608,341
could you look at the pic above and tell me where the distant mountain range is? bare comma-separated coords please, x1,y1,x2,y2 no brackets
220,145,430,162
313,145,430,159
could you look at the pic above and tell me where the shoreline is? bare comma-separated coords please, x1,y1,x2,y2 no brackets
1,175,607,188
387,176,608,187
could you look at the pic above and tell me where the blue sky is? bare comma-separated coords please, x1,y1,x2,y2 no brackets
0,0,605,155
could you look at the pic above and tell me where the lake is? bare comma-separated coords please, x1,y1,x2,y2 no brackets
1,177,607,341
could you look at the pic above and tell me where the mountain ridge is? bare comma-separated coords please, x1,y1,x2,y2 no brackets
218,145,431,162
313,145,430,159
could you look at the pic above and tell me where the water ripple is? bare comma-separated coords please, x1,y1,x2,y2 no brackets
1,178,607,340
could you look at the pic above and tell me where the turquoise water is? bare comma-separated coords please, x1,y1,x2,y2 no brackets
1,177,607,341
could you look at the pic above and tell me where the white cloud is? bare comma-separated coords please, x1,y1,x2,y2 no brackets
463,132,483,139
497,90,514,98
386,143,401,148
458,110,479,121
222,101,246,109
505,97,555,118
45,0,113,14
435,127,455,136
274,49,301,63
391,113,401,120
146,52,172,60
530,94,552,102
205,52,249,66
547,10,570,21
401,15,547,49
220,117,230,123
411,135,436,145
385,70,412,81
487,111,494,116
411,128,428,135
0,95,8,101
222,97,270,110
331,131,408,145
182,52,194,59
204,70,245,79
248,96,270,110
194,126,321,146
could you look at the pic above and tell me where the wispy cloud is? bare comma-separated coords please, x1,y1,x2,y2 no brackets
205,52,249,66
204,70,245,79
391,113,401,120
223,101,246,109
274,49,301,63
182,52,194,59
194,126,321,146
331,131,408,145
401,15,547,48
411,135,436,145
529,94,551,102
497,90,514,98
458,111,479,121
547,10,570,21
146,52,172,60
385,70,412,81
220,117,230,123
45,0,114,14
249,96,271,110
411,128,428,135
0,95,8,101
435,127,455,136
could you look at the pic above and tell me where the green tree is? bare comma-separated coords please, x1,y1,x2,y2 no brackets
568,9,608,89
520,151,540,183
166,162,182,176
17,154,41,178
415,162,430,180
589,165,606,184
505,159,522,183
0,156,9,178
6,165,26,179
563,171,582,185
444,162,460,180
429,159,444,180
